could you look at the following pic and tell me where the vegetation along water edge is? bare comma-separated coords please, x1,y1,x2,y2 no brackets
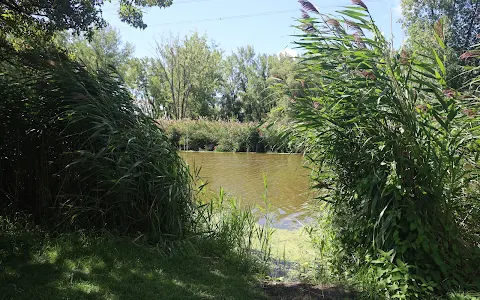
2,0,480,299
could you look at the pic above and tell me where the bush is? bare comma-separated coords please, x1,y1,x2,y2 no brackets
0,38,192,241
295,1,480,297
159,118,304,153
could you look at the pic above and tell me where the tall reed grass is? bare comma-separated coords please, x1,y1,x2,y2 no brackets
190,173,274,272
295,0,480,297
0,38,192,241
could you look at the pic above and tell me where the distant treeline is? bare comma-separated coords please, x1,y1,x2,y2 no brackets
158,119,305,153
56,28,303,123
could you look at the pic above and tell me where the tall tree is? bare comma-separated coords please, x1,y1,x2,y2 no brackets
401,0,480,89
152,32,222,119
220,46,278,121
1,0,173,37
267,53,303,120
57,26,134,74
402,0,480,51
124,57,169,118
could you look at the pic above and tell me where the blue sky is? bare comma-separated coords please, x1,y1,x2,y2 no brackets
102,0,405,58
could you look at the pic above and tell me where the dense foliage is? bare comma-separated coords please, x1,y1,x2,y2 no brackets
401,0,480,90
402,0,480,52
0,0,172,37
55,26,134,75
151,33,223,119
159,119,304,153
295,0,480,297
0,38,192,241
57,27,302,122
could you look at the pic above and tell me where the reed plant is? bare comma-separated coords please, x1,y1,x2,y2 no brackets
0,38,192,241
295,0,480,297
191,175,274,273
158,118,305,153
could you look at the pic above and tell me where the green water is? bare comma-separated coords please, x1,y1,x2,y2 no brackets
180,151,314,229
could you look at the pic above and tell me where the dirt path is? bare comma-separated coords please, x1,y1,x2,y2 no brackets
262,282,356,300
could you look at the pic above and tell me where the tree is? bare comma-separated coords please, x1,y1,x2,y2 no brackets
218,55,244,120
401,0,480,89
1,0,173,37
219,46,278,121
57,26,134,74
124,57,169,118
267,53,303,120
402,0,480,51
152,32,222,119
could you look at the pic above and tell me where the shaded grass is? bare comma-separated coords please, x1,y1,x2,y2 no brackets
0,228,267,300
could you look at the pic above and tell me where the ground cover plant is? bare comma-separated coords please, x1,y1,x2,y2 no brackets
0,7,278,300
294,0,480,298
0,215,268,300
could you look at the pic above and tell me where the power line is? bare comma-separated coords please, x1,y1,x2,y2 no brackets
147,5,342,27
148,9,296,27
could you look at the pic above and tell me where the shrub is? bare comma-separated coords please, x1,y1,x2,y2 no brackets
295,1,480,297
159,118,304,153
0,38,192,241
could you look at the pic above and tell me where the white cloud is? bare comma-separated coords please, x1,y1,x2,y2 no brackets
278,48,298,57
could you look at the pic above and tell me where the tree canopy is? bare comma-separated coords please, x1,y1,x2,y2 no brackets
402,0,480,51
0,0,172,37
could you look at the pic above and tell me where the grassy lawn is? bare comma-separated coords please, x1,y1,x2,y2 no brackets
0,229,267,300
2,225,478,300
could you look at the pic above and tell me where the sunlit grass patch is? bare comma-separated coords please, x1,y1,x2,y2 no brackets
0,229,267,300
266,228,318,282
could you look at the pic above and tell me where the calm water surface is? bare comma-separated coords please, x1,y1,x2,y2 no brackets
180,152,314,229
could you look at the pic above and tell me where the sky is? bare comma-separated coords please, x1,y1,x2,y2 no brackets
102,0,405,58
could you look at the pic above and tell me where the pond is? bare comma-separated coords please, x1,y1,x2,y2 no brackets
180,152,314,229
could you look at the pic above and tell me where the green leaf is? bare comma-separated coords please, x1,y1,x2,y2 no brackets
432,49,446,77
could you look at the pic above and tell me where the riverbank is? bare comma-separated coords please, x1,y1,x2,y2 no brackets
0,222,355,300
2,223,476,300
158,118,304,153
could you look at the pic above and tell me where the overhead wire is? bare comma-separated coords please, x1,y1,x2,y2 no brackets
103,1,350,29
147,4,343,27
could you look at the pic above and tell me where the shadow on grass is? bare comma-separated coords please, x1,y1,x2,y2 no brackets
0,230,266,300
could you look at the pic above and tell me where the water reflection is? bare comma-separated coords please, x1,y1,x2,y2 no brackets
180,152,314,229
